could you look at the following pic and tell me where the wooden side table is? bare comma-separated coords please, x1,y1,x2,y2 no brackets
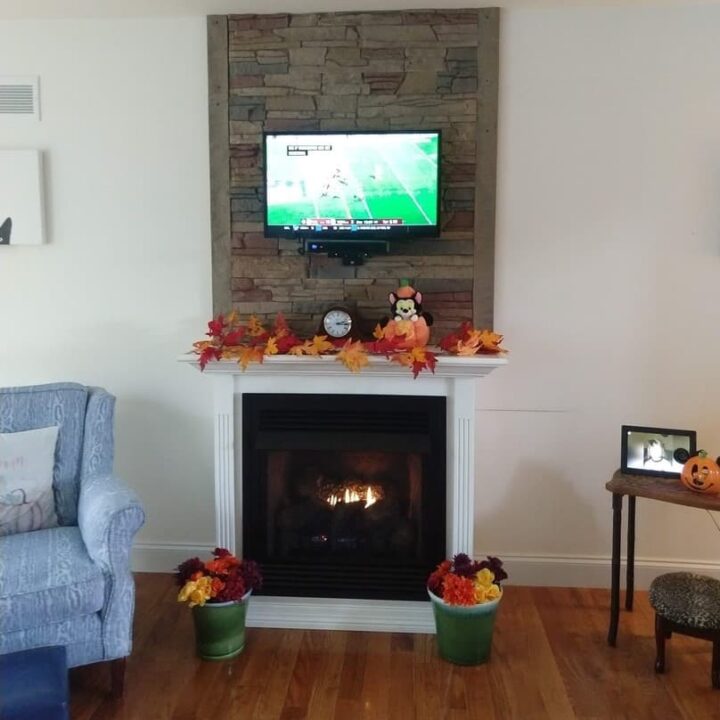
605,470,720,646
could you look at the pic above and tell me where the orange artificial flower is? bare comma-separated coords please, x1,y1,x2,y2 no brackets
442,574,477,606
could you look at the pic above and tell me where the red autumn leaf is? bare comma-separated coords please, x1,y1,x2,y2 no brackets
364,335,405,357
224,328,246,346
275,333,303,354
207,315,226,338
199,345,222,370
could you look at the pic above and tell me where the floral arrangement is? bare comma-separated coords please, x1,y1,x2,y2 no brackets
192,312,505,379
176,548,262,608
428,553,507,606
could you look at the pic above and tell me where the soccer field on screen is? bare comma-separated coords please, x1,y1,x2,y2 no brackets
266,133,439,228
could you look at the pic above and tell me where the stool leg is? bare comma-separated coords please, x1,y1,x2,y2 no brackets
655,615,666,674
110,658,126,699
712,639,720,690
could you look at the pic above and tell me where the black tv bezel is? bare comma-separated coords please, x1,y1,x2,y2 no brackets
262,128,442,241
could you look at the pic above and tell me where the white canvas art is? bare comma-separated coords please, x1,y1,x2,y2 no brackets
0,149,45,245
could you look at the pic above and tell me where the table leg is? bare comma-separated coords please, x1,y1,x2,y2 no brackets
625,495,636,611
608,492,623,647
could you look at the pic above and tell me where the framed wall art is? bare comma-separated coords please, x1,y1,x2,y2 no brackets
0,149,45,246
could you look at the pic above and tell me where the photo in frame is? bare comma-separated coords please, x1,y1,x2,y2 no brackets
621,425,696,478
0,149,45,246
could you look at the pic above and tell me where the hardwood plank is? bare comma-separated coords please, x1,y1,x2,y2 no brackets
68,574,720,720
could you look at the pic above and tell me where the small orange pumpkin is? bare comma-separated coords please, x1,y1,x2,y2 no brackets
681,451,720,494
383,317,430,349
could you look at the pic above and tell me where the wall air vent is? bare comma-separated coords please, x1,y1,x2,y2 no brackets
0,77,40,120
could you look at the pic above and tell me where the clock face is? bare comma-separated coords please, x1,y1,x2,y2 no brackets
323,309,352,338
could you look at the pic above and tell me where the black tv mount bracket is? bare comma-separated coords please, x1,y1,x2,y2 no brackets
296,237,389,266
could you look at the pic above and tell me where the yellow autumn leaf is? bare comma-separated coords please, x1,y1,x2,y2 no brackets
288,344,306,356
246,315,266,337
336,340,369,373
265,337,279,356
308,335,334,356
237,346,265,370
225,309,240,326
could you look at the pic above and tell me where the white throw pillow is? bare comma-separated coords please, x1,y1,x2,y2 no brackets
0,426,59,537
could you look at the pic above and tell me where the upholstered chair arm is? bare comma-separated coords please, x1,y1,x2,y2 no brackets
78,474,145,659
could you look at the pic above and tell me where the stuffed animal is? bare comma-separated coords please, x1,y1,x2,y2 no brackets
383,281,433,348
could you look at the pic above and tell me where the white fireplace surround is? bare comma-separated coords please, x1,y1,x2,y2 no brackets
181,352,506,633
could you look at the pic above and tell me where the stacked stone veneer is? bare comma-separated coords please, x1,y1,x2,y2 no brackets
227,10,485,338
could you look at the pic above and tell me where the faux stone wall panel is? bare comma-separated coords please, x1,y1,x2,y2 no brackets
224,9,491,337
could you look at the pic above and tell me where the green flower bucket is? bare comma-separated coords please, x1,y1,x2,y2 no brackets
428,589,501,666
191,591,251,661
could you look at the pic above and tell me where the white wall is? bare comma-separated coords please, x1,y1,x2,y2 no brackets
2,6,720,585
479,4,720,585
0,18,217,565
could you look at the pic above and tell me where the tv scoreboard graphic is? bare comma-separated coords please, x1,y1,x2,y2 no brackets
286,144,333,156
284,217,404,233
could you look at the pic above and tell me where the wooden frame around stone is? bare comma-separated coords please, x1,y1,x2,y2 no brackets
207,10,500,328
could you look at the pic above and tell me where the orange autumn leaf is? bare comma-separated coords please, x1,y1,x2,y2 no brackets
273,313,290,338
237,345,265,370
476,329,504,352
336,340,369,373
225,309,240,327
455,339,481,356
373,323,385,340
391,346,437,378
264,336,279,356
288,335,334,356
246,315,266,337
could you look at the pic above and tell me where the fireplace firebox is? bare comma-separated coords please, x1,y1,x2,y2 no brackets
243,394,446,601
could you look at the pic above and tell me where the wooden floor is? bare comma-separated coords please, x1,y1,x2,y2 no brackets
70,573,720,720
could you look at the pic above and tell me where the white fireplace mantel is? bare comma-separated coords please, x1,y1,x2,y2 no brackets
180,351,507,632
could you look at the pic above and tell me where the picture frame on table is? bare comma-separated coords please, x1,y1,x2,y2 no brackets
621,425,696,478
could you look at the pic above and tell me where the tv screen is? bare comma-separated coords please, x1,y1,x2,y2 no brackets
263,130,440,240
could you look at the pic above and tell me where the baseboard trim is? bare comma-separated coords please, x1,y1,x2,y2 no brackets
132,543,720,592
500,553,720,590
132,542,214,572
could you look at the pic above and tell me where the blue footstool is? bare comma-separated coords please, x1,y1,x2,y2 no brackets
0,646,69,720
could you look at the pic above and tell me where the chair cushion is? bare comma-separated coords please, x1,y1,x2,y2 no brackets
0,383,88,525
0,526,105,634
0,646,69,720
649,572,720,630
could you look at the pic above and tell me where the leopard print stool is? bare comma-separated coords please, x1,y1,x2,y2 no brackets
649,572,720,689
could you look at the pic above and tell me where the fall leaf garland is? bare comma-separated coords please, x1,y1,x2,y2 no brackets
192,313,506,378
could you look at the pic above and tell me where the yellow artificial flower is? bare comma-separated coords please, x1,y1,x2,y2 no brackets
474,584,488,603
486,584,502,601
475,568,495,588
178,576,213,607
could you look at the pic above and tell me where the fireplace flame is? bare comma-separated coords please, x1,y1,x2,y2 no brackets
322,481,383,509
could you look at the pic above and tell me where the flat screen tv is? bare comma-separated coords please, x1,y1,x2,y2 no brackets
263,130,441,240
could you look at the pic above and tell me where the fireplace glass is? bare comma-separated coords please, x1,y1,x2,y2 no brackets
243,394,446,600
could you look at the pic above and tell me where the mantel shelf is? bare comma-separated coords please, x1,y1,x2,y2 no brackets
178,350,507,379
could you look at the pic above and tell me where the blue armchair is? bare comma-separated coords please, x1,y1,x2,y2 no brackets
0,383,145,696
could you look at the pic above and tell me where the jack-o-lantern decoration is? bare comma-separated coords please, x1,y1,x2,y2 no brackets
681,451,720,494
